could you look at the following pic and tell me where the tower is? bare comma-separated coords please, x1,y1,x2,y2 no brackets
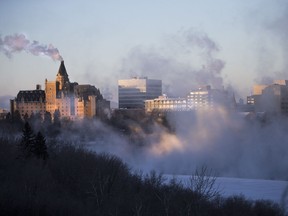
56,60,70,91
45,61,71,115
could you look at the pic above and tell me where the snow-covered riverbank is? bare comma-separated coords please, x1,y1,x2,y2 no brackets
165,175,288,204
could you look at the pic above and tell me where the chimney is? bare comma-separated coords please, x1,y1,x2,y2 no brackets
36,84,41,90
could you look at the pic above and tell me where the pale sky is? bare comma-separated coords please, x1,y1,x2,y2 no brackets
0,0,287,106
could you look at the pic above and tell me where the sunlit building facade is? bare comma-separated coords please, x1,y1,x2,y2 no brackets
145,85,235,113
248,80,288,114
145,95,186,112
0,108,8,120
186,85,234,110
11,85,46,119
255,81,288,114
11,61,103,120
44,61,96,119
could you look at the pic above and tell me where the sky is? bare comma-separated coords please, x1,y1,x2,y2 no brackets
0,0,288,107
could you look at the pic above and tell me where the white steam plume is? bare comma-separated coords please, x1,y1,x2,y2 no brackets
120,29,225,97
54,110,288,181
0,33,63,61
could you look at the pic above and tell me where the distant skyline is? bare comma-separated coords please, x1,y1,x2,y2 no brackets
1,0,288,108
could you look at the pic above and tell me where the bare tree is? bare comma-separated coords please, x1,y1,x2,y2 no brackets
187,166,219,200
281,185,288,214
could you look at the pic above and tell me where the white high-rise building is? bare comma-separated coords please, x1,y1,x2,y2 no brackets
145,85,235,113
187,85,233,110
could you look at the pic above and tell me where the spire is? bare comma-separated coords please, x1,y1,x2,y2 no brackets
57,60,68,77
56,61,70,88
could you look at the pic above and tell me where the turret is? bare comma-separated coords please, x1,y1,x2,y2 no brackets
56,61,70,90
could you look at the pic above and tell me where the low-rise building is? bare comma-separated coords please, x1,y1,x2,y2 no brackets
145,95,186,113
145,85,235,113
0,108,8,120
256,83,288,114
11,85,46,119
187,85,234,110
250,80,288,114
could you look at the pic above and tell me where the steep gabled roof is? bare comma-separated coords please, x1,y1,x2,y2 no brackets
57,61,68,77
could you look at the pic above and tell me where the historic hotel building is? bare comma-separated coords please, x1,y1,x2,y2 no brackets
11,61,105,120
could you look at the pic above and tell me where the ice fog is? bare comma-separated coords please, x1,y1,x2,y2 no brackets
57,109,288,181
143,110,288,180
59,28,288,181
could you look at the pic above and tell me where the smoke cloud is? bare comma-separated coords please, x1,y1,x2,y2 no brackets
120,29,225,97
0,33,63,61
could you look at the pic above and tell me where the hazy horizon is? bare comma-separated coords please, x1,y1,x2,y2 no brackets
1,0,288,105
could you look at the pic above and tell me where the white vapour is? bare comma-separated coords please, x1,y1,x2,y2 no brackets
57,108,288,181
140,110,288,180
120,29,225,97
0,33,63,61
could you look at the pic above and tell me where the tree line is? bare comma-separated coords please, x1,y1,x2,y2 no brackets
0,126,285,216
18,122,48,161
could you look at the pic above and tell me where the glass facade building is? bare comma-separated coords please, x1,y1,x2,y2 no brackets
118,77,162,109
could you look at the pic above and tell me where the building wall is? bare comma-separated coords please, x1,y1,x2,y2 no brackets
118,77,162,109
0,108,8,120
186,86,231,110
45,80,58,114
45,79,73,118
274,80,288,86
75,95,96,119
45,82,97,120
250,81,288,114
12,61,103,120
12,87,46,119
96,99,110,119
187,90,210,110
253,85,267,95
146,79,162,99
145,95,186,112
247,95,255,105
255,84,288,114
85,95,96,118
145,86,235,113
16,101,46,119
75,98,85,119
55,97,73,118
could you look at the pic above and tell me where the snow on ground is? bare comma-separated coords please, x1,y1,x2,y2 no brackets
165,175,288,204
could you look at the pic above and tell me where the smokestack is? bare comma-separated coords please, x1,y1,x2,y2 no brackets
36,84,41,90
0,33,63,61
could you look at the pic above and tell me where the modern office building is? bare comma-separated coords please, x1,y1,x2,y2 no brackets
186,85,234,110
254,81,288,114
118,77,162,109
253,85,267,95
246,84,267,107
245,80,288,114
